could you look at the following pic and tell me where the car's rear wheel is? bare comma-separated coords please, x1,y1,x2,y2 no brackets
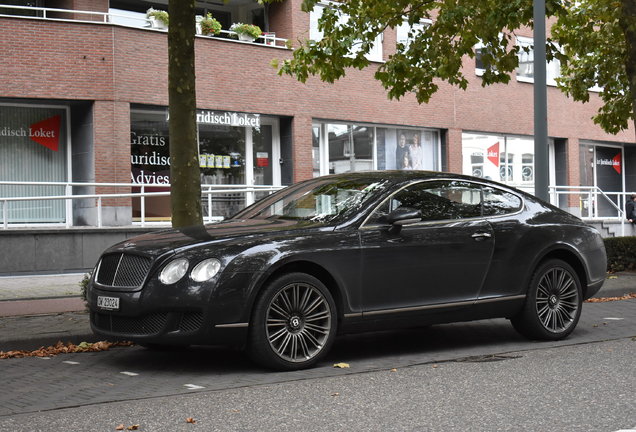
248,273,337,370
512,259,582,340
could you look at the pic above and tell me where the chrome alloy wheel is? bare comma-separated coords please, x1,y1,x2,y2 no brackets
535,266,580,333
265,282,332,363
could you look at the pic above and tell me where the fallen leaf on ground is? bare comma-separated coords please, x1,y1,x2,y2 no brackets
127,425,140,431
0,341,134,359
390,368,398,372
608,275,618,279
333,362,350,368
115,425,125,431
331,392,340,397
186,418,196,424
585,293,636,303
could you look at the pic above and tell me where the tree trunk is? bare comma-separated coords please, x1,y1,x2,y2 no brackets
620,0,636,133
168,0,202,228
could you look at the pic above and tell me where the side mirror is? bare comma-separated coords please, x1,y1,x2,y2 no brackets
386,207,422,234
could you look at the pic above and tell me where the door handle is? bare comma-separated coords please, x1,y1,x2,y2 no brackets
471,232,492,240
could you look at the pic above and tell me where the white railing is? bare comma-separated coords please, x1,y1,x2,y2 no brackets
0,4,289,48
549,185,632,236
0,181,284,229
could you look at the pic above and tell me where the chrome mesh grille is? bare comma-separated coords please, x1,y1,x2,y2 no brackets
178,312,204,333
96,253,151,288
92,312,168,335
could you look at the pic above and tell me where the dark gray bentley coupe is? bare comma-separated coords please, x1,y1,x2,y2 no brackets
88,171,607,370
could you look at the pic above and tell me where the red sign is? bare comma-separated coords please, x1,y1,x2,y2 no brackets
29,115,61,152
487,142,499,167
612,152,621,174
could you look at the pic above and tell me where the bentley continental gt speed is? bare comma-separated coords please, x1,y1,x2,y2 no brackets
87,171,607,370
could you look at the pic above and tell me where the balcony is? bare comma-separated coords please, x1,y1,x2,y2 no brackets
0,3,288,48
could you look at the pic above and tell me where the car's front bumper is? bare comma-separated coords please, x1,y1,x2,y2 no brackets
87,274,253,347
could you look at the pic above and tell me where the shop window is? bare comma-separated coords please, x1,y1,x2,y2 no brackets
462,133,535,193
522,153,534,181
327,124,373,174
500,153,514,182
376,128,439,171
312,125,321,178
0,105,68,223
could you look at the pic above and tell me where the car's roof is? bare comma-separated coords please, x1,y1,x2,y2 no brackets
310,170,517,190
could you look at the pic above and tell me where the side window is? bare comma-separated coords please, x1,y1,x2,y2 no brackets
482,187,522,216
367,180,483,224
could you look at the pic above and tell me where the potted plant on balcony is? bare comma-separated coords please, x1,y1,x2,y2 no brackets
230,23,262,42
146,8,169,29
200,13,222,36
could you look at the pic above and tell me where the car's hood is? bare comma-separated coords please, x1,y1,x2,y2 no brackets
107,218,329,258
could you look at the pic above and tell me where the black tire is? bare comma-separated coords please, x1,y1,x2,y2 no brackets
247,272,337,371
511,259,583,340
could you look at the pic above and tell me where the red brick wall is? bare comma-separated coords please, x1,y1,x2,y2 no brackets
1,6,634,190
93,101,131,206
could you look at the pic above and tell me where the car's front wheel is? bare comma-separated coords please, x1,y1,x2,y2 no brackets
248,273,337,370
512,259,582,340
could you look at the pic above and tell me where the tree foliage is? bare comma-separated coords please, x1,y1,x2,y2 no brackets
552,0,634,134
278,0,636,134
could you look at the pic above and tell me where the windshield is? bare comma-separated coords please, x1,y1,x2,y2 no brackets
233,177,390,224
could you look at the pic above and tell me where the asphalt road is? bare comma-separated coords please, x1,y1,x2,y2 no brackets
1,300,635,431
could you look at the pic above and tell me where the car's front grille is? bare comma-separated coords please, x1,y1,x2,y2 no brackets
178,312,204,333
92,312,169,335
96,253,151,288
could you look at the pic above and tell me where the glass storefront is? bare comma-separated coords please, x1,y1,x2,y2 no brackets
312,121,440,176
579,141,624,217
462,132,535,193
0,104,68,223
130,108,280,220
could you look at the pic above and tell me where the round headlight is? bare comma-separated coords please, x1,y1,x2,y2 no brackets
190,258,222,282
159,258,189,285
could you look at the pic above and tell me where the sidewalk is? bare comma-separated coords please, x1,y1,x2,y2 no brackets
1,271,635,352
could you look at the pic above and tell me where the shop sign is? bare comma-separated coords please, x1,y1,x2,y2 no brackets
0,115,61,151
487,142,499,167
596,153,621,174
256,152,269,167
196,110,260,127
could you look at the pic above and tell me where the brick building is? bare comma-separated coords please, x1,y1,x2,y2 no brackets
1,0,635,228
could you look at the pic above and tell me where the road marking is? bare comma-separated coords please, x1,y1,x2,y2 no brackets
184,384,205,390
63,361,80,365
603,317,624,320
120,371,139,376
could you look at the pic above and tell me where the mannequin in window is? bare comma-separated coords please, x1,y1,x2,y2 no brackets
401,152,413,170
409,132,423,170
396,133,408,169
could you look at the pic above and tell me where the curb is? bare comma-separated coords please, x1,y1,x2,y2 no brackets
1,332,100,353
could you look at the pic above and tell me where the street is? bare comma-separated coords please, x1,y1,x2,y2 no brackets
1,299,635,431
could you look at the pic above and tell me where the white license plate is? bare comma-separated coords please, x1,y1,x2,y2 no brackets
97,296,120,311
